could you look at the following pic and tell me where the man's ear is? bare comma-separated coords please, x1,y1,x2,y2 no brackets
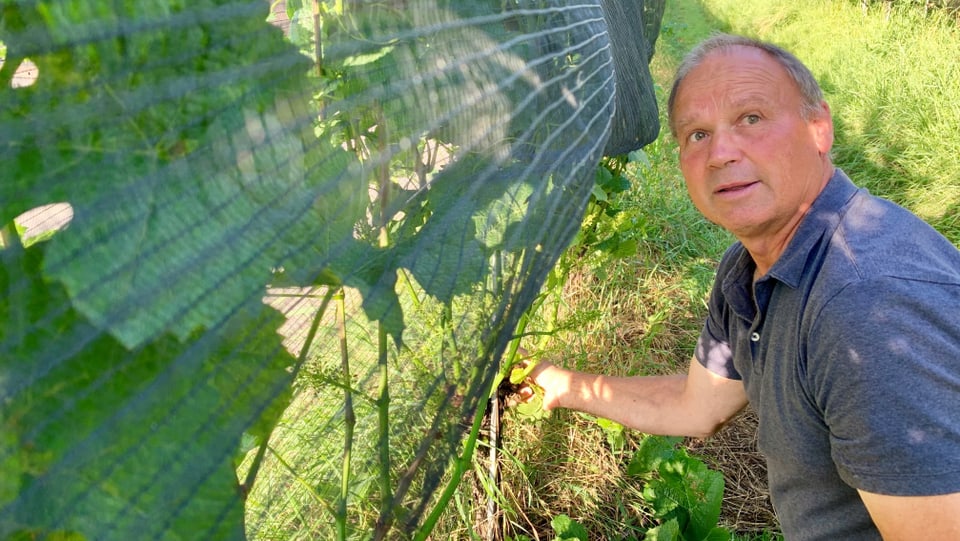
810,100,835,155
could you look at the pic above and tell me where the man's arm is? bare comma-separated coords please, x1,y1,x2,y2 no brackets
525,355,748,439
858,490,960,540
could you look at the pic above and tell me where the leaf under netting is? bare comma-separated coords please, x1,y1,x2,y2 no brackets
0,0,664,538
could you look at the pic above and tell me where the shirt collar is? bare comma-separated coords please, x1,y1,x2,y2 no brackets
766,168,859,288
721,168,860,299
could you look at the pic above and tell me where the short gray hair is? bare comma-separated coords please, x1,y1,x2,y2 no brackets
666,34,826,136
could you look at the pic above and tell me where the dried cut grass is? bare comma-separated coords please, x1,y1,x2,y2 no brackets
499,409,652,540
504,258,781,538
687,408,781,535
550,265,706,377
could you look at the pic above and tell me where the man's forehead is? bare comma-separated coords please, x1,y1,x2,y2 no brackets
673,82,781,128
692,47,784,82
673,50,790,113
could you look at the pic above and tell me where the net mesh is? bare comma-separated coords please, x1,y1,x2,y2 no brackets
0,0,663,538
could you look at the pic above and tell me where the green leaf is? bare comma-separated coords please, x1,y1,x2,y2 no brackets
394,156,498,304
596,417,626,454
0,0,326,348
353,263,406,346
627,435,683,477
342,45,396,68
679,462,725,541
41,109,309,348
644,518,681,541
596,163,631,195
284,0,307,19
628,148,652,169
594,234,638,259
508,360,537,385
474,181,535,250
591,182,609,202
551,514,588,541
403,205,487,303
640,448,726,541
286,4,317,52
702,527,732,541
5,530,87,541
512,393,550,422
0,243,296,540
0,1,384,350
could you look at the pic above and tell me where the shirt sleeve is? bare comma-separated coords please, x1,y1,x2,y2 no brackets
809,276,960,496
695,251,741,381
696,322,739,380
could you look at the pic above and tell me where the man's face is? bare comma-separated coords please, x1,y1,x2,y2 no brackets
671,46,834,243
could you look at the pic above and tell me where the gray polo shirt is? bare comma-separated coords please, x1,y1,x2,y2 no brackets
696,169,960,540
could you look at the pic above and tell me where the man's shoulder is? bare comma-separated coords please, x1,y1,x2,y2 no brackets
830,188,960,283
800,189,960,335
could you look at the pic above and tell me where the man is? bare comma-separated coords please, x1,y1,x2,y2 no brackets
521,34,960,540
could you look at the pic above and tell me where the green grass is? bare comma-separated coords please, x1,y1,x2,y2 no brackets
702,0,960,245
497,1,959,540
497,1,743,538
242,1,960,539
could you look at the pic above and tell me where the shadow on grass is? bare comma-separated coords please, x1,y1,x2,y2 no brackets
828,104,960,246
500,2,960,539
491,3,768,539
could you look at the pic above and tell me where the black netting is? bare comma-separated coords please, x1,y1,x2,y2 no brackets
601,0,664,156
0,0,663,539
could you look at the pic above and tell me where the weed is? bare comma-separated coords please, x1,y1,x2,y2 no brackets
499,1,957,540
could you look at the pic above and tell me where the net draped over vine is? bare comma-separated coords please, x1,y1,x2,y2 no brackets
0,0,663,538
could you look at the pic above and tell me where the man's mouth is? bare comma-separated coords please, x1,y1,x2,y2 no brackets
716,181,760,194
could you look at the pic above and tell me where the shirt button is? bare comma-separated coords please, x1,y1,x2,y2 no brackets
751,332,761,342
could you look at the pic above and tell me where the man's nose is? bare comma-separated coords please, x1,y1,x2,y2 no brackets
707,129,742,168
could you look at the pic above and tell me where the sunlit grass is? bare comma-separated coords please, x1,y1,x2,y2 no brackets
499,1,958,540
498,0,742,537
703,0,960,245
246,2,959,539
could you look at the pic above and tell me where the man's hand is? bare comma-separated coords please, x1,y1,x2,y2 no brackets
515,359,570,411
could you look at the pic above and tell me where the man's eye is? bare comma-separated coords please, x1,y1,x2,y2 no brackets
688,131,707,143
744,114,761,124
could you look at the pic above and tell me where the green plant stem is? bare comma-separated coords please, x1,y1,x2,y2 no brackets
485,390,500,541
373,321,393,538
413,366,489,541
485,252,505,541
312,0,323,78
398,268,422,310
373,122,394,537
335,287,354,541
505,289,549,364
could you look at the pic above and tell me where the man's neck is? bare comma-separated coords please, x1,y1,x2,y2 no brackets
745,231,798,279
744,165,836,279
